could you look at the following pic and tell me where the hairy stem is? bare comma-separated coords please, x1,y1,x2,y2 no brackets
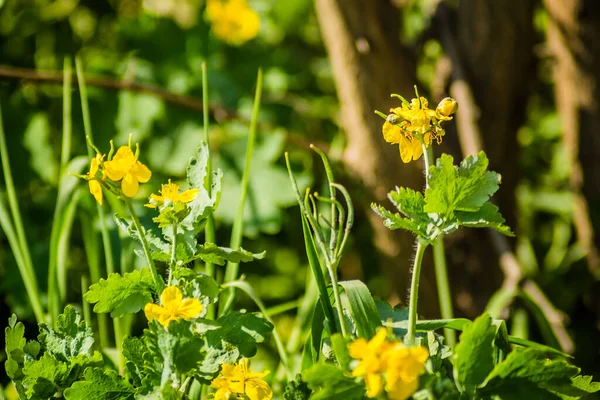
407,241,427,345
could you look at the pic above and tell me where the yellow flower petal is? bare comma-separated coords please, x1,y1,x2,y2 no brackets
386,378,419,400
245,378,273,400
161,286,183,308
144,303,164,323
121,173,140,197
382,121,403,144
131,161,152,183
436,97,458,117
399,135,415,163
104,164,125,181
89,180,103,205
113,145,135,162
365,372,383,398
177,298,203,320
349,338,368,360
179,188,199,203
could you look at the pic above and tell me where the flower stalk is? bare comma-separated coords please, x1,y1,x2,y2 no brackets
406,241,427,345
124,198,165,293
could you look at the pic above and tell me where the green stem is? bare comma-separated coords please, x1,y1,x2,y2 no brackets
424,144,456,346
0,196,45,322
0,103,44,323
219,69,262,315
201,63,217,320
170,224,178,269
76,56,114,345
124,198,165,292
406,241,427,345
327,263,348,337
433,236,456,346
81,275,92,327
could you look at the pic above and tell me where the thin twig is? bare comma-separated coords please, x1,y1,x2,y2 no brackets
0,64,331,152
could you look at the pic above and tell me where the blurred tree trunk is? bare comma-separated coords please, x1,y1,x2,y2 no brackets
544,0,600,273
436,0,537,316
314,0,536,318
314,0,442,315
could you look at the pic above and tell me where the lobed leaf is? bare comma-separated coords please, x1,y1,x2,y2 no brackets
453,313,496,394
63,368,135,399
84,268,155,318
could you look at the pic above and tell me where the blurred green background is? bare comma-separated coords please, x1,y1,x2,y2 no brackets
1,0,599,394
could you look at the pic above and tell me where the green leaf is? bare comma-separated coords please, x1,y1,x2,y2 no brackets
157,320,206,377
184,143,222,234
425,152,500,214
484,348,578,384
338,280,381,339
171,267,221,307
371,203,425,236
191,243,266,266
122,336,146,388
330,333,351,371
302,363,365,400
114,215,170,263
215,131,311,237
543,375,600,399
453,313,496,394
5,314,27,380
484,380,561,400
84,268,155,318
196,311,273,377
23,112,59,184
21,353,69,398
388,187,430,224
284,374,312,400
64,368,135,400
455,202,514,236
38,305,95,361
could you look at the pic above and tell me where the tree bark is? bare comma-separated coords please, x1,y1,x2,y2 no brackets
314,0,442,315
544,0,600,274
434,0,537,317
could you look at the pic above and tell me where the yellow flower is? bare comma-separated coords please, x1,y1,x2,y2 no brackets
103,145,152,198
145,179,199,209
144,286,202,327
349,328,395,398
382,92,456,163
436,97,458,118
206,0,260,46
349,328,428,399
211,358,272,400
87,153,105,205
385,345,429,400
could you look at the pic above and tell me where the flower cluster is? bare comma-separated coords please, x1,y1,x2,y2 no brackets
349,328,429,400
84,141,152,205
210,358,272,400
382,94,457,163
144,286,203,327
145,179,198,209
206,0,260,46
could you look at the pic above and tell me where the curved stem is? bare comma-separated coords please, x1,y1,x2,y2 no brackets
124,198,164,292
327,263,348,338
406,241,427,345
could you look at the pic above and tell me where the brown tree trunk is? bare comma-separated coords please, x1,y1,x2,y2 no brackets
437,0,537,317
314,0,442,315
544,0,600,274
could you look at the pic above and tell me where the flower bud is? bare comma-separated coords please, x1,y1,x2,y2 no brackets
436,97,458,117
